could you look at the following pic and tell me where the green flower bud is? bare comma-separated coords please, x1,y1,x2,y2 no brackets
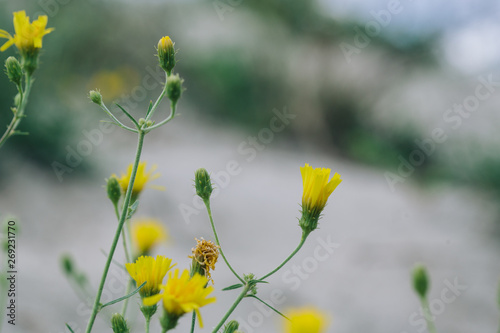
158,36,176,74
61,254,74,275
195,168,213,201
412,264,429,299
141,304,158,320
167,74,183,105
89,90,102,105
14,93,21,107
111,313,130,333
107,176,122,206
223,320,240,333
5,56,23,85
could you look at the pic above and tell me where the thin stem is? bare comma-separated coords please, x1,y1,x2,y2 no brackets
146,101,176,131
145,315,151,333
0,74,31,149
84,130,146,333
99,103,138,133
211,284,251,333
259,231,308,281
420,296,437,333
189,311,196,333
145,74,168,122
114,204,131,264
203,199,244,284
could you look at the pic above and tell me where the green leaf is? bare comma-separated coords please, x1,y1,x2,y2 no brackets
245,295,289,320
65,323,76,333
100,281,146,309
146,100,154,117
222,283,243,291
126,201,139,220
115,103,140,128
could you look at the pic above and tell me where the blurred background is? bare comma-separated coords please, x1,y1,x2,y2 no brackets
0,0,499,332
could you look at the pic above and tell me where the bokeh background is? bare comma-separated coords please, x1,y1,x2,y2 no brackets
0,0,499,332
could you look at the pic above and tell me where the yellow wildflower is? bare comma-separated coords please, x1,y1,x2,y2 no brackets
143,269,215,328
132,218,168,255
157,36,175,73
112,161,162,199
299,163,342,235
0,11,54,53
284,307,330,333
125,255,175,298
189,237,219,283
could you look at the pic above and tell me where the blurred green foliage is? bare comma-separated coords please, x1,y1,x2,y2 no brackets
0,0,498,192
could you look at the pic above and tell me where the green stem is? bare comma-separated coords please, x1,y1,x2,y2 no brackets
99,103,138,133
420,296,437,333
0,73,31,149
211,284,251,333
114,205,131,264
259,231,308,281
84,130,146,333
146,102,176,131
203,199,244,284
189,311,196,333
145,315,151,333
145,74,168,122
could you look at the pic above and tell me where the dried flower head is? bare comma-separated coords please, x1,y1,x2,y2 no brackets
189,238,220,283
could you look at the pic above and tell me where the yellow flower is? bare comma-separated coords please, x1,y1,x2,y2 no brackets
112,161,162,199
189,237,219,283
157,36,175,73
0,11,54,53
125,255,175,298
143,269,216,328
284,307,330,333
132,218,168,255
299,163,342,234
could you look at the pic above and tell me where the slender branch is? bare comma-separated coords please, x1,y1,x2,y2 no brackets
420,296,437,333
211,284,251,333
84,130,146,333
146,101,176,131
203,199,244,284
0,74,31,148
99,103,138,133
145,75,168,122
259,231,307,281
189,311,196,333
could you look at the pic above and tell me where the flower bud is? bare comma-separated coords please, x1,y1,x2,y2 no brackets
166,74,183,105
158,36,176,74
223,320,240,333
14,93,21,106
5,56,23,85
111,313,130,333
195,168,213,201
412,264,429,299
189,237,219,283
89,90,102,105
107,176,122,206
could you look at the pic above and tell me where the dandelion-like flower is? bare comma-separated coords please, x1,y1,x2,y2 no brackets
132,218,168,255
143,269,216,330
284,307,330,333
125,255,175,298
299,163,342,235
112,161,162,200
0,11,54,53
189,237,219,283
